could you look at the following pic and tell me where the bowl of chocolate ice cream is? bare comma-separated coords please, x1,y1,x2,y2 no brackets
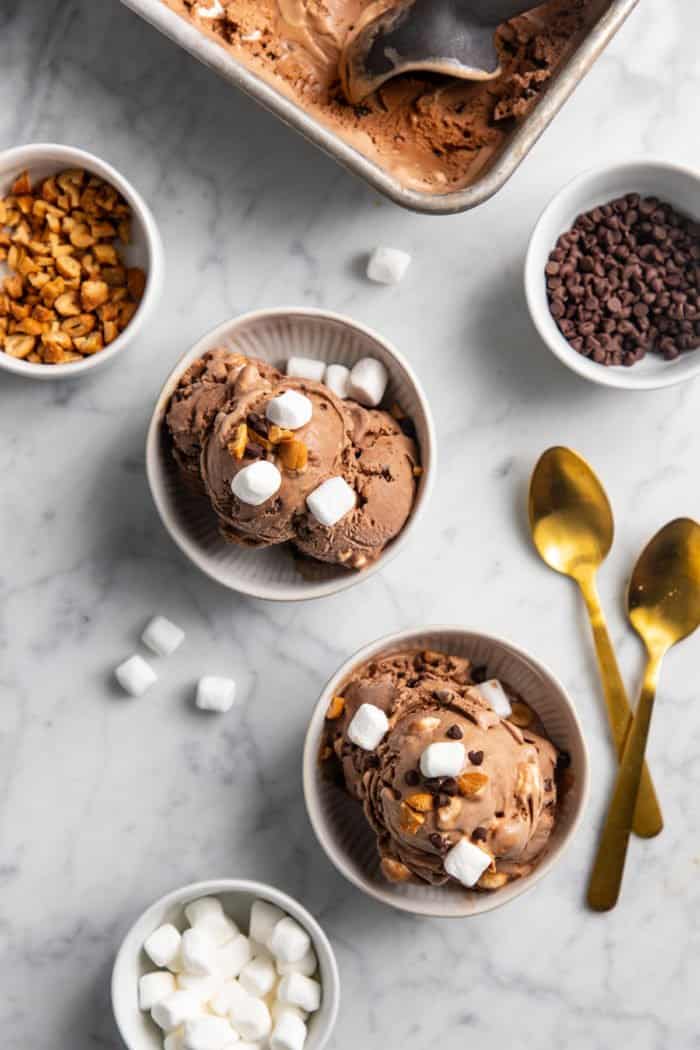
146,308,434,600
303,627,589,916
525,160,700,389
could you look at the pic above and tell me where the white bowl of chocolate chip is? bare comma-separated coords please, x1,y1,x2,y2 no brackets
525,160,700,390
303,626,589,917
146,308,435,601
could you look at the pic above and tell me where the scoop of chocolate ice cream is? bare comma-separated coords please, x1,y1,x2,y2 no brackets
293,404,418,569
202,374,349,547
166,349,280,480
323,649,559,889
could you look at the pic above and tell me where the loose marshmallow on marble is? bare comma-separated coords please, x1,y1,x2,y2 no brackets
324,363,350,400
177,973,222,1003
183,1016,238,1050
142,615,185,657
348,357,388,407
347,703,389,751
249,900,285,947
218,934,252,979
286,357,326,382
144,924,182,971
268,917,311,965
306,476,355,528
265,390,312,430
229,996,271,1042
210,980,250,1018
239,955,277,998
366,245,411,285
443,838,492,888
115,654,157,697
138,971,176,1010
185,898,238,945
270,1010,308,1050
182,928,219,977
277,973,321,1014
276,946,317,977
196,676,237,714
152,990,203,1031
420,741,466,779
475,679,512,718
231,460,281,507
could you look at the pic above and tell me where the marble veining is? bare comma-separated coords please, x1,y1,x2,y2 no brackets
1,1,699,1048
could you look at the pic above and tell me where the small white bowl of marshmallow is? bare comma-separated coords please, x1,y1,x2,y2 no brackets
112,879,339,1050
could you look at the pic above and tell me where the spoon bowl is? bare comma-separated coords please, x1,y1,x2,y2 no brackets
628,518,700,655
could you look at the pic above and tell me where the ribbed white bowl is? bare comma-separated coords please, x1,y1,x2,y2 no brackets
303,627,589,917
146,308,435,601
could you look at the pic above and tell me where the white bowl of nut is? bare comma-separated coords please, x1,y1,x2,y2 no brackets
0,143,163,378
525,160,700,390
111,878,340,1050
303,627,589,917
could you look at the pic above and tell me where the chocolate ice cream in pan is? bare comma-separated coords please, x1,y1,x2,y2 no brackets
148,309,434,600
304,628,588,915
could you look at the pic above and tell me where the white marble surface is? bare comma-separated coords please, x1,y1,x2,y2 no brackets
1,2,699,1048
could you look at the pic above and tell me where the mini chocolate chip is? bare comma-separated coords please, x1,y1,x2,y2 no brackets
495,810,505,819
365,754,379,768
404,769,420,786
556,750,572,771
472,827,488,842
446,724,463,740
429,832,445,850
468,750,484,766
471,665,488,684
441,777,458,796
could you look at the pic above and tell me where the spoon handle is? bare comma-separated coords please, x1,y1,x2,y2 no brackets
578,576,663,838
587,653,662,910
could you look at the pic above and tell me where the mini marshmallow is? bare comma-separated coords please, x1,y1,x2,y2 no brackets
270,1010,307,1050
185,898,238,945
196,0,224,16
271,1002,307,1024
165,1033,186,1050
218,934,252,979
286,356,326,382
443,838,492,888
152,991,203,1032
324,363,351,399
183,1017,239,1050
177,973,222,1002
276,947,317,977
239,955,277,999
420,741,466,779
196,676,237,714
142,615,185,657
229,996,271,1042
231,460,281,507
347,703,389,751
265,390,313,431
367,245,412,285
348,357,389,408
182,928,219,976
144,924,182,971
249,900,285,947
476,679,512,718
210,981,250,1018
115,654,157,697
306,476,355,528
138,971,176,1010
277,974,321,1014
268,918,311,965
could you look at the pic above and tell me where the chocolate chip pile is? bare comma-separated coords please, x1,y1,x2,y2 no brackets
546,194,700,366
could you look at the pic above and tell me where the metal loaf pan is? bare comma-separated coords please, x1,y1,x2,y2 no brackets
119,0,639,215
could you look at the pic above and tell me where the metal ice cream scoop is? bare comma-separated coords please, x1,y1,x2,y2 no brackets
340,0,543,103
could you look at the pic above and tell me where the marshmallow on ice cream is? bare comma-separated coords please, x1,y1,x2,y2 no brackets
321,648,561,890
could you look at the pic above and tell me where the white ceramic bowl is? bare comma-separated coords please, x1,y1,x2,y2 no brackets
303,626,589,918
525,160,700,390
0,143,163,379
112,878,340,1050
146,308,435,601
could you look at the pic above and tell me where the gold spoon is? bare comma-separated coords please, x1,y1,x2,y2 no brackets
529,447,663,838
588,518,700,910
